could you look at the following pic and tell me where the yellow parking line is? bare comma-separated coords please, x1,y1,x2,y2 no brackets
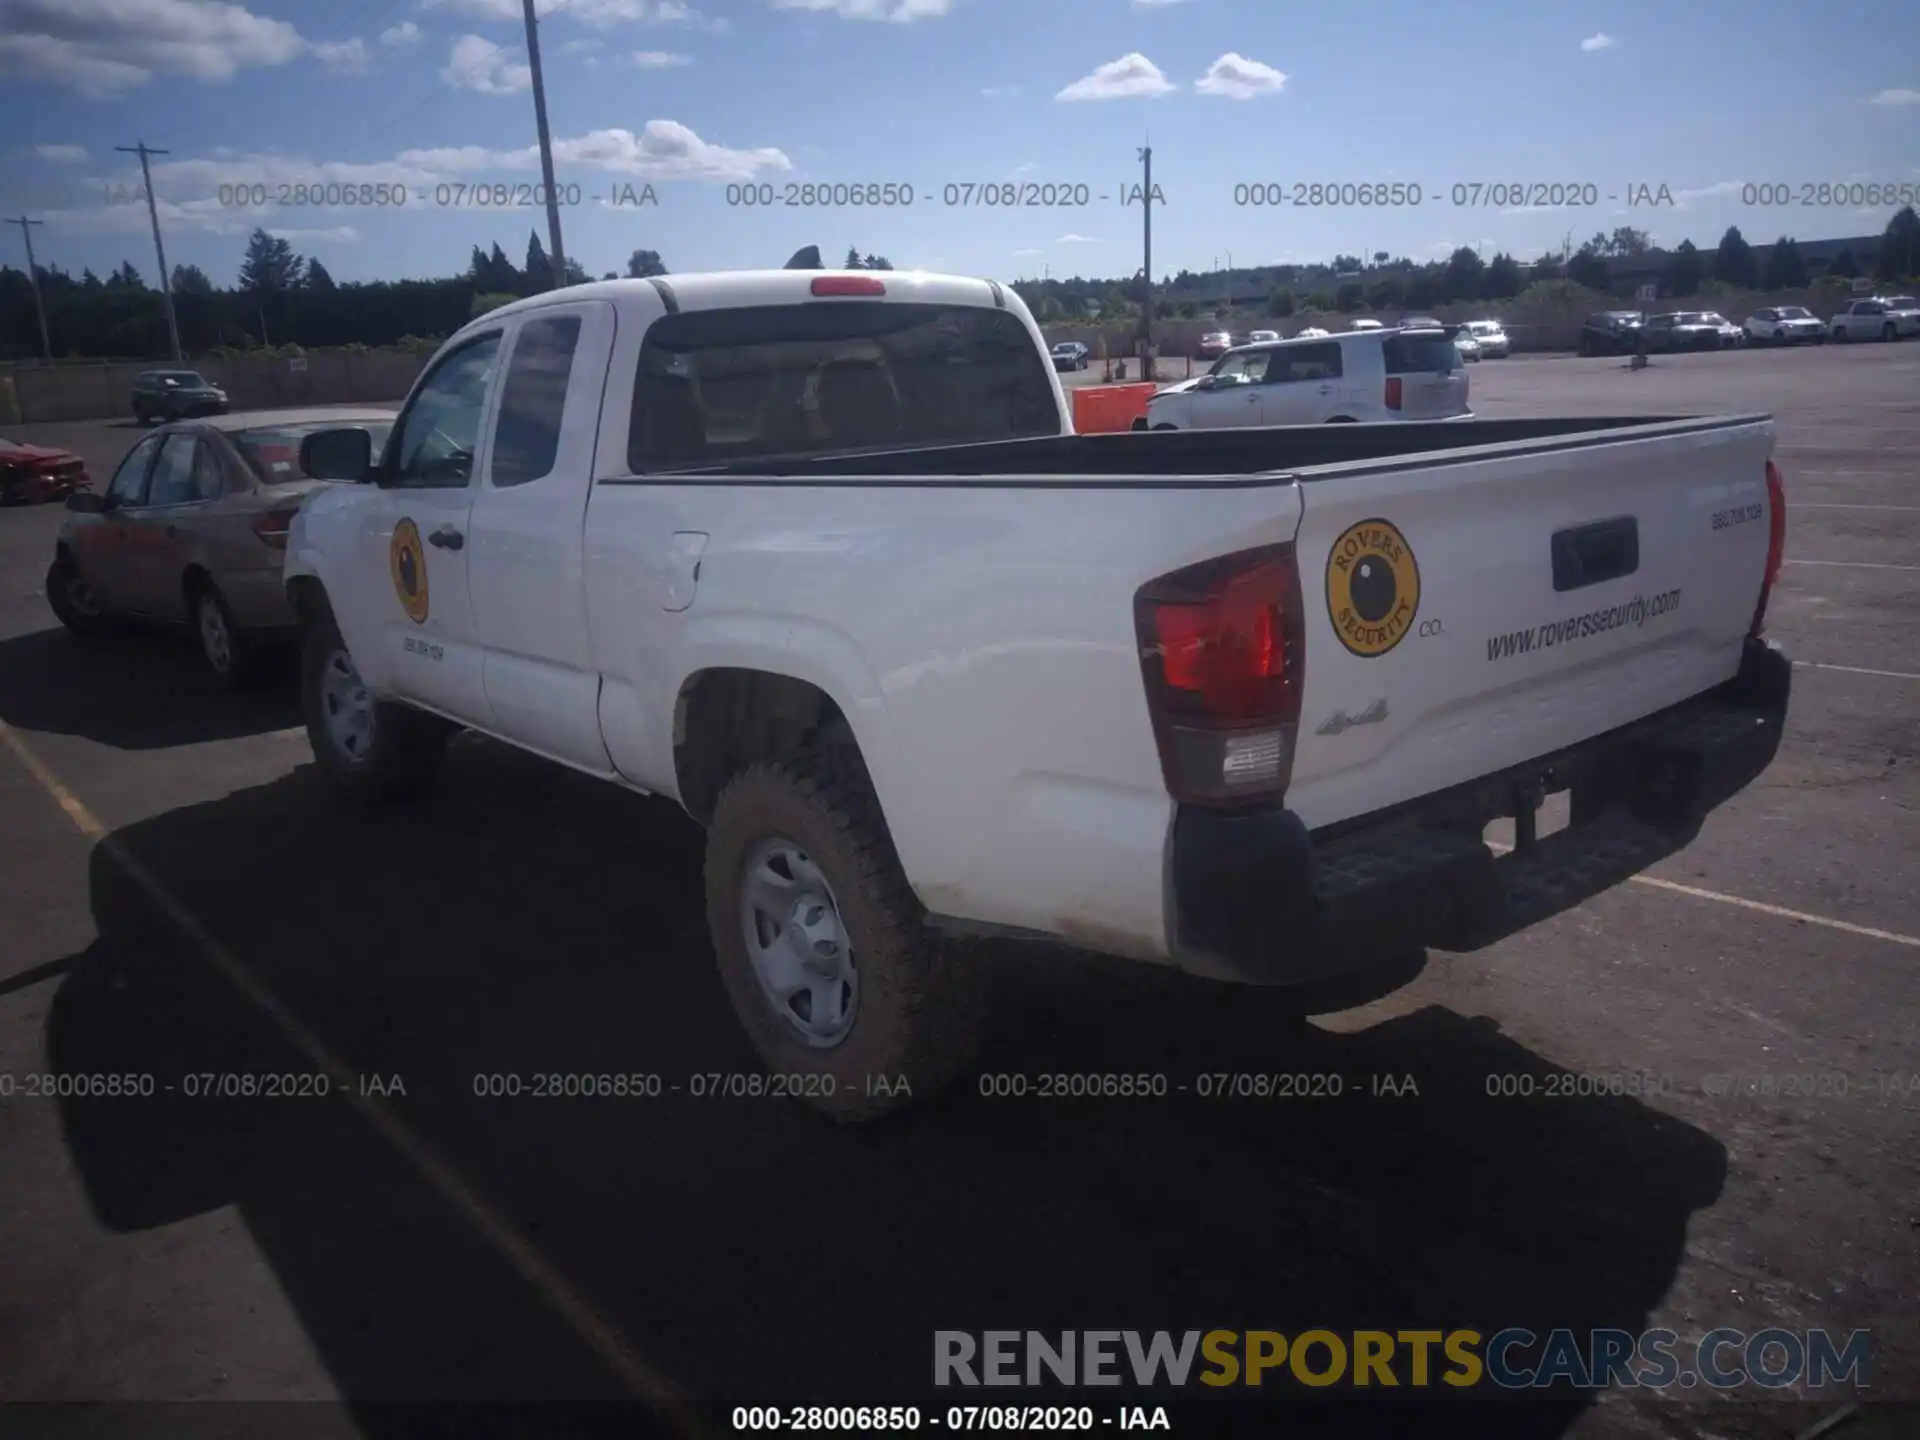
1486,838,1920,949
0,717,709,1439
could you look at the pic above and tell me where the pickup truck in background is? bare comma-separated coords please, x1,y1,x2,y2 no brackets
287,267,1791,1120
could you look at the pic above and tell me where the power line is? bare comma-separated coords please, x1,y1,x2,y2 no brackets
3,215,53,360
116,141,184,361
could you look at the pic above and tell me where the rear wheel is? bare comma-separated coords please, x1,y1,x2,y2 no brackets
46,554,118,638
1883,323,1898,343
704,751,987,1122
301,616,454,807
190,580,261,689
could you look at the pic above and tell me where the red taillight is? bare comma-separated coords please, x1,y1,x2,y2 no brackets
1135,546,1305,807
811,275,886,297
1384,376,1403,411
1751,459,1787,637
252,505,300,550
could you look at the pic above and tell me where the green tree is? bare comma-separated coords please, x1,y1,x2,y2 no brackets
1404,273,1437,309
81,267,103,290
1440,247,1485,302
1371,250,1390,269
1661,239,1705,297
107,260,144,289
1482,253,1523,300
525,231,551,291
1827,247,1860,280
1761,237,1808,290
625,248,668,278
171,264,214,295
1365,276,1405,311
306,258,337,291
562,257,589,286
1713,226,1759,289
1331,253,1363,273
471,292,518,318
1566,245,1610,291
1266,289,1294,318
1876,205,1920,280
238,228,306,292
1334,281,1364,312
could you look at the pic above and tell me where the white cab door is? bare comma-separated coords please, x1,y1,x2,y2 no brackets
466,299,621,774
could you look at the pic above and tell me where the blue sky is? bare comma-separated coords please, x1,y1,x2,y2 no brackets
1,0,1916,288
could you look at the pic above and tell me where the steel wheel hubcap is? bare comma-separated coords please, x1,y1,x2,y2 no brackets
319,648,376,765
65,572,101,617
739,837,857,1047
199,595,231,672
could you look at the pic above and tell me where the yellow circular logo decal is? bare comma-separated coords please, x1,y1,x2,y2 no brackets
390,518,429,625
1326,518,1420,658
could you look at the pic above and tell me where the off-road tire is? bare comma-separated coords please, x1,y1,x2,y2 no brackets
704,752,987,1122
301,615,454,809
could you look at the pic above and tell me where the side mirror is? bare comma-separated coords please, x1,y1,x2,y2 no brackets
299,427,374,483
1194,375,1218,391
66,491,111,514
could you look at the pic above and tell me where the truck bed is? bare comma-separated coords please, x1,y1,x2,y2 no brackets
623,415,1768,482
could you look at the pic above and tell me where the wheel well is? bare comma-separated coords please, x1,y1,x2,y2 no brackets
286,575,334,632
673,668,852,826
181,564,212,612
1326,415,1358,424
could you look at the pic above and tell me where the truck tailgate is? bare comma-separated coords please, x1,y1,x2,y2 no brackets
1286,417,1776,830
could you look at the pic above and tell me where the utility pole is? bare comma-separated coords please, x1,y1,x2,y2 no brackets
522,0,568,289
116,141,183,361
1138,144,1153,379
4,215,52,360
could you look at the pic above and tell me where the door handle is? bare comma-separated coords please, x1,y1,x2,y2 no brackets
429,527,464,551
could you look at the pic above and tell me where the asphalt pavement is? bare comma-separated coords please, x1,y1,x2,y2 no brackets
0,347,1914,1440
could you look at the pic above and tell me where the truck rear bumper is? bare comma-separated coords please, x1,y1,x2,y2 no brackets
1168,637,1791,986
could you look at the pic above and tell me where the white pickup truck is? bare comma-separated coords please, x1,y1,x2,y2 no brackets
287,266,1792,1119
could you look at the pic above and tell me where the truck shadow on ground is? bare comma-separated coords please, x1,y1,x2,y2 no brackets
0,627,297,749
46,738,1728,1438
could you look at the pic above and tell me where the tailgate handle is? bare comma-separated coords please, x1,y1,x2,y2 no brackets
1552,516,1638,593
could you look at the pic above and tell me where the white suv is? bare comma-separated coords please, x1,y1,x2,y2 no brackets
1141,327,1471,430
1828,296,1920,342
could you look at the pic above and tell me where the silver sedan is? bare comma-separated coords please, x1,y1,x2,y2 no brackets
47,408,395,685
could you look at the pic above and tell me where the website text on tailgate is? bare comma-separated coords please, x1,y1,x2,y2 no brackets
1486,590,1682,662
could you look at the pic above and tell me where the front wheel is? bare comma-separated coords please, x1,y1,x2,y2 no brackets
704,753,987,1122
192,581,262,689
1884,323,1899,343
46,554,119,638
301,617,454,808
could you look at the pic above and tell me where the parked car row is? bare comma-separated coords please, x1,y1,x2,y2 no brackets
46,408,396,683
1580,297,1920,355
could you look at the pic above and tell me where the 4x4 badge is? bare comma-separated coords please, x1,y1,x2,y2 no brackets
1316,697,1389,735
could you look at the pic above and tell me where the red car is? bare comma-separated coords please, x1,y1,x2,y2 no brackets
0,436,91,505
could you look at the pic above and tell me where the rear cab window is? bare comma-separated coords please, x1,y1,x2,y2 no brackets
493,315,583,486
1381,331,1460,374
627,301,1059,471
231,421,396,483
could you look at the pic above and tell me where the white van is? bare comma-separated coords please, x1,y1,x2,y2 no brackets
1140,326,1471,430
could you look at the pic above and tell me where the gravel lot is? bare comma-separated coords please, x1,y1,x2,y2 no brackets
0,344,1914,1439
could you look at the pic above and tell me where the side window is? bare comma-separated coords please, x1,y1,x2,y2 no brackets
1273,342,1342,382
390,334,503,489
491,314,582,487
146,434,202,506
106,434,163,506
192,439,229,500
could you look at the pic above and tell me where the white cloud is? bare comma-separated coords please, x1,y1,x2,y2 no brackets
1580,32,1615,52
380,21,421,45
402,122,791,181
36,143,89,162
769,0,950,19
268,225,361,244
1056,53,1173,102
1010,161,1038,175
632,48,690,65
313,37,368,73
0,0,307,97
421,0,726,28
443,33,529,92
1056,232,1099,242
1014,247,1044,256
980,84,1017,98
1194,52,1285,99
1865,88,1920,106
